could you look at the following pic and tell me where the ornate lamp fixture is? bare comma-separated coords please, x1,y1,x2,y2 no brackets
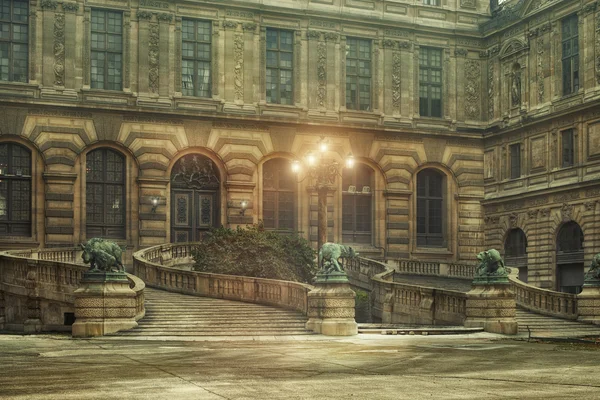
292,137,354,251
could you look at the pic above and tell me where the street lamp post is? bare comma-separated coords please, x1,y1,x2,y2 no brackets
292,137,354,253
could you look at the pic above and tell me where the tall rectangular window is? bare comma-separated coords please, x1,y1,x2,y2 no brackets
0,0,28,83
346,38,372,111
91,9,123,91
419,47,442,118
510,143,521,179
182,19,211,98
562,129,575,168
562,15,579,96
266,29,293,105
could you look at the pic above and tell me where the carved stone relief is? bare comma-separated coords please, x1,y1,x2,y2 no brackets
149,23,160,93
392,52,401,111
53,13,65,86
488,62,494,120
508,212,519,228
234,33,244,101
561,203,574,222
596,13,600,84
537,38,544,103
465,60,480,120
511,69,521,107
460,0,476,8
317,40,326,108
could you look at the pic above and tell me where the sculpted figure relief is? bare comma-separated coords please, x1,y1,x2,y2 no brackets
318,242,358,274
80,238,125,273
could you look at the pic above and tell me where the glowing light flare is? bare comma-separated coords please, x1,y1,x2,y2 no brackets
345,153,355,169
306,153,316,166
291,160,301,173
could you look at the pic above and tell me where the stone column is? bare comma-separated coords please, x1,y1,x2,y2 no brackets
72,272,138,337
306,273,357,336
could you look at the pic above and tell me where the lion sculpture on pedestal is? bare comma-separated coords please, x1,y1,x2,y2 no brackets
318,243,358,274
80,238,125,273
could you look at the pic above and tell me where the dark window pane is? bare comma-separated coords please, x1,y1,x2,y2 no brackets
342,164,373,244
262,158,296,231
416,169,444,247
86,148,126,239
0,0,28,83
91,9,123,90
346,38,371,111
0,142,31,236
419,47,443,117
182,19,212,98
265,29,294,104
510,144,521,179
562,15,578,96
562,129,574,167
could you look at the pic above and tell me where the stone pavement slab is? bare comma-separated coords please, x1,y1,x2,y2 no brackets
1,333,600,399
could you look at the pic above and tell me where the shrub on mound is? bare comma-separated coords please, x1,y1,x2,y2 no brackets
191,224,317,283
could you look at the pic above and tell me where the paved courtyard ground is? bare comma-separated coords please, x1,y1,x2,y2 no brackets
1,333,599,399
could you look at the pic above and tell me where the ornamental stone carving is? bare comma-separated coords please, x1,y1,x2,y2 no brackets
392,52,401,110
561,203,573,221
40,0,58,10
508,212,518,228
223,20,238,29
317,40,326,108
148,23,160,93
157,13,172,22
62,3,79,12
455,48,468,57
460,0,476,8
137,10,153,20
324,32,338,41
527,210,538,219
537,38,544,103
234,33,244,101
53,13,65,86
596,14,600,84
242,22,257,31
488,62,495,120
511,69,521,107
465,60,480,119
307,30,321,39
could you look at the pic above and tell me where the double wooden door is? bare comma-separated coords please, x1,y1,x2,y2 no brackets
171,189,218,243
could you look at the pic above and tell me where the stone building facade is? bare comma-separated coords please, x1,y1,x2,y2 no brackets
0,0,597,293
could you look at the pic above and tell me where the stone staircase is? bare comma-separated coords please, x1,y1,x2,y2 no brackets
516,308,600,339
115,288,312,337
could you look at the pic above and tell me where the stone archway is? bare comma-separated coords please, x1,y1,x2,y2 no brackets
170,154,221,243
556,221,584,294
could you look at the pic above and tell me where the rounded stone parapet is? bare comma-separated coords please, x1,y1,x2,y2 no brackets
577,283,600,325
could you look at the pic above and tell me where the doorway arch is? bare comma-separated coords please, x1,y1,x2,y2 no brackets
170,154,221,243
556,221,584,294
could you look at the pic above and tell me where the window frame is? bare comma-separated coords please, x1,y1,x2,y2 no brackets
90,9,124,91
561,129,575,168
419,47,443,118
342,164,373,244
266,28,294,105
85,148,126,239
262,158,296,232
423,0,441,5
416,169,445,248
0,142,31,237
509,143,521,179
0,0,29,83
345,37,372,112
181,18,212,98
561,14,579,96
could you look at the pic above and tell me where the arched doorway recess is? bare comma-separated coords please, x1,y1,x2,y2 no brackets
170,154,220,242
556,221,584,294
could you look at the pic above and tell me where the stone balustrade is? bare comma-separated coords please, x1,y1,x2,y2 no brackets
394,259,477,280
133,243,313,315
0,249,145,334
508,269,578,320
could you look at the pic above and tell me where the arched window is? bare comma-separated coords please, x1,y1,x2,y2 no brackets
342,164,372,244
263,158,296,231
504,228,527,282
0,142,31,236
417,169,445,247
86,148,126,239
556,221,584,294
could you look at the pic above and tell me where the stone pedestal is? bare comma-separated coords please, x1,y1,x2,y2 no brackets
464,282,518,335
305,273,358,336
72,272,138,338
577,279,600,325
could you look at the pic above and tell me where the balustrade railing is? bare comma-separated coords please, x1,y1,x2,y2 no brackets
134,243,312,314
508,271,578,320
